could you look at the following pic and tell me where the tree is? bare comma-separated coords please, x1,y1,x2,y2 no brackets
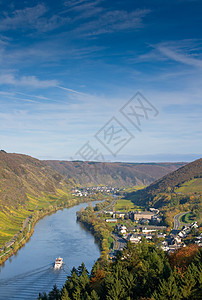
38,292,48,300
60,287,71,300
180,264,197,299
48,284,60,300
104,264,127,300
90,290,100,300
153,273,181,300
169,244,199,273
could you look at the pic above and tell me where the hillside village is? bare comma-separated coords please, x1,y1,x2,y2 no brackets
102,208,201,257
71,186,121,197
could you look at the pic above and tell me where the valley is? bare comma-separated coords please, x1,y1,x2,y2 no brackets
0,151,201,300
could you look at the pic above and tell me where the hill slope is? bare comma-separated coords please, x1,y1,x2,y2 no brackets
126,158,202,208
0,151,70,249
0,151,64,208
44,160,185,187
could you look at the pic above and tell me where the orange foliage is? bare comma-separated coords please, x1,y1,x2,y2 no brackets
169,244,199,273
90,269,105,290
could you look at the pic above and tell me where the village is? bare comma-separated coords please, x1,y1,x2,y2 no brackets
71,186,121,197
103,207,201,258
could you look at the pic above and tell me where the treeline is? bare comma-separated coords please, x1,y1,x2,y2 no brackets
93,199,112,212
38,242,201,300
77,203,112,260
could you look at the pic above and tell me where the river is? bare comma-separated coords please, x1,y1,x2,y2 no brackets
0,202,100,300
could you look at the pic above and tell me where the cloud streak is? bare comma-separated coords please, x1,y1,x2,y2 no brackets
158,45,202,68
57,85,88,95
0,4,69,32
74,8,151,36
136,40,202,68
0,4,47,30
0,73,59,88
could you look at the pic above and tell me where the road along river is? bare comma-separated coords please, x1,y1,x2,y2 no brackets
0,202,100,300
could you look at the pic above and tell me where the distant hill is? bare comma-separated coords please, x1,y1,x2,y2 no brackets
44,160,186,187
126,158,202,208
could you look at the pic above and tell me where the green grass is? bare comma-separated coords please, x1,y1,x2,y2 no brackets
115,199,141,212
175,178,202,193
108,236,114,249
107,223,117,228
179,212,195,224
123,185,146,193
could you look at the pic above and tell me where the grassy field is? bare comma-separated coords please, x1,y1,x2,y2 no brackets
175,178,202,193
123,185,146,193
115,199,142,212
179,212,195,224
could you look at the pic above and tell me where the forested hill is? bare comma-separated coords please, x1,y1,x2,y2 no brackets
38,243,202,300
0,151,64,208
126,158,202,207
44,160,185,187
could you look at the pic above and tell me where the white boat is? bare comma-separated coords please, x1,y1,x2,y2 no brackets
54,257,63,269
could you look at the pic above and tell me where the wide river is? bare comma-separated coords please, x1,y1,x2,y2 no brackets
0,202,100,300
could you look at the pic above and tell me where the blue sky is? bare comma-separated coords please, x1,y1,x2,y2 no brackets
0,0,201,162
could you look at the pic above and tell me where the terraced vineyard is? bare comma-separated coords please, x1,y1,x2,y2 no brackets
0,189,77,248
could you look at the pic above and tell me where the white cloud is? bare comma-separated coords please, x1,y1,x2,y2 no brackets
57,85,88,95
74,9,151,36
0,73,59,88
0,72,93,95
157,45,202,68
0,4,47,30
0,86,201,160
64,0,103,12
0,4,68,32
133,40,202,68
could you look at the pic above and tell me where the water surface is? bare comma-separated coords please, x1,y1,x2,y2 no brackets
0,202,100,299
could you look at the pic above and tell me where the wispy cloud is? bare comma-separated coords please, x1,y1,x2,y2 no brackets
63,0,104,20
0,73,59,88
74,8,151,36
157,45,202,68
16,92,51,101
57,85,87,95
0,73,90,98
0,4,68,32
135,40,202,68
64,0,103,12
0,4,47,30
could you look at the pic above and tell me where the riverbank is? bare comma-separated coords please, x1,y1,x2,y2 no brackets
0,194,104,266
77,199,115,261
0,201,102,299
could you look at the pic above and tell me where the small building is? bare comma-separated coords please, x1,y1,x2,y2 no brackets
115,212,126,219
104,210,114,216
105,219,118,223
191,222,198,229
129,211,156,221
127,234,141,244
145,235,153,240
157,233,166,239
150,208,159,214
117,224,127,231
142,228,157,234
134,211,156,220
